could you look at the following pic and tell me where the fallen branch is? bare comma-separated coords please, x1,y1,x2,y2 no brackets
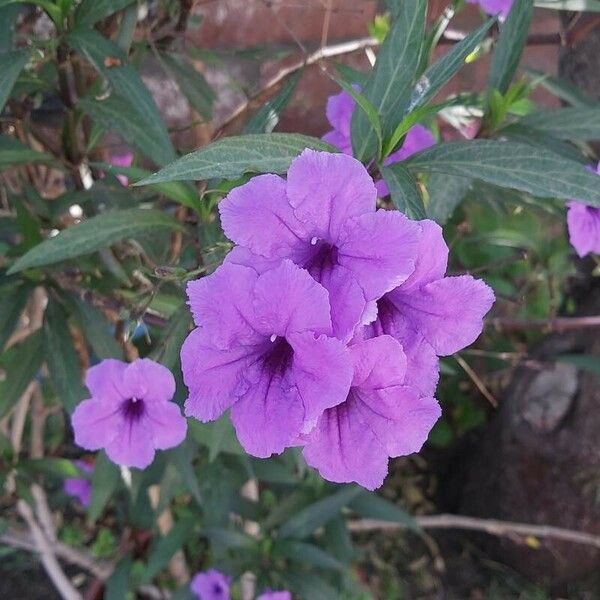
348,514,600,550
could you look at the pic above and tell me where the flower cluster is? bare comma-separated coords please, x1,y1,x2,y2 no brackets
190,569,290,600
181,149,494,489
322,86,436,197
71,358,187,469
567,162,600,258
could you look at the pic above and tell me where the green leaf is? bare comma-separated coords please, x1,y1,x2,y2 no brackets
517,107,600,141
351,0,427,160
8,208,182,273
488,0,534,95
20,458,79,478
141,519,194,584
244,71,301,134
43,299,86,413
525,68,596,107
273,540,345,571
0,330,44,419
66,29,176,166
160,53,214,121
380,162,425,219
350,491,419,531
90,162,201,210
405,140,600,206
0,281,30,351
88,452,120,521
0,4,21,53
189,416,244,461
136,134,334,185
535,0,600,10
66,296,123,360
0,135,53,169
150,304,191,370
425,173,472,225
0,50,28,113
75,0,135,27
408,17,495,113
105,556,133,600
286,569,342,600
169,442,203,506
279,485,362,539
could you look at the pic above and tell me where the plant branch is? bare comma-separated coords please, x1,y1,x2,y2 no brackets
348,514,600,550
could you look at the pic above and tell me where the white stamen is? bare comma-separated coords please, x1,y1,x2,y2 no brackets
310,236,319,246
270,334,277,342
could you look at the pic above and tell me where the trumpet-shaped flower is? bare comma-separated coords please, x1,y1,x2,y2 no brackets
191,570,232,600
256,592,291,600
182,260,353,458
567,162,600,257
219,149,421,341
63,460,93,507
467,0,513,18
365,220,494,366
71,359,187,469
303,335,441,490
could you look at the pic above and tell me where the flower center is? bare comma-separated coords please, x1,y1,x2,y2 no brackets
121,397,145,422
212,583,224,596
304,241,339,280
262,337,294,376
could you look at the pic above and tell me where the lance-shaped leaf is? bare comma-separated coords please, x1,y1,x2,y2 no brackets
516,107,600,141
405,140,600,205
136,133,334,185
8,208,183,273
381,162,426,219
351,0,427,161
0,49,28,112
75,0,135,27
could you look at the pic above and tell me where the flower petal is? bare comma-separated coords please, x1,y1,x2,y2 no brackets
230,366,304,458
287,149,376,242
71,398,121,450
105,417,156,468
219,174,308,259
384,124,436,164
338,209,421,300
145,401,187,450
390,275,495,355
181,328,260,422
349,335,406,389
122,359,175,402
325,88,356,136
84,359,127,403
401,219,448,292
402,332,440,398
252,259,332,337
567,201,600,258
289,331,353,432
322,129,352,155
186,262,260,349
303,399,389,490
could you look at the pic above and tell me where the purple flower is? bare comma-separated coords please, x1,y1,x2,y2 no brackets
567,162,600,257
63,460,93,507
190,569,232,600
467,0,513,18
303,335,441,490
256,592,292,600
181,259,353,458
321,88,436,197
219,149,421,341
363,220,494,394
110,152,133,186
71,359,187,469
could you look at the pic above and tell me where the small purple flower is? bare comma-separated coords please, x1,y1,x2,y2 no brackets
365,220,494,367
321,88,436,197
256,591,292,600
303,335,441,490
219,149,421,341
567,162,600,258
110,152,133,186
467,0,513,18
71,359,187,469
64,460,93,507
190,569,232,600
181,259,353,458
